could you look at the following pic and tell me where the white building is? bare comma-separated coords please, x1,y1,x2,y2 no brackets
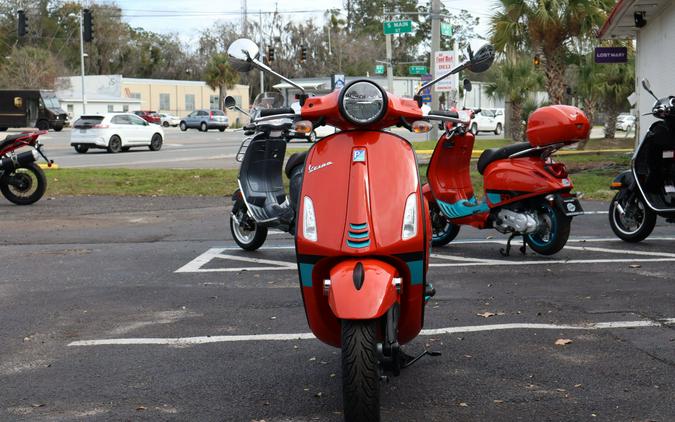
599,0,674,140
56,75,141,119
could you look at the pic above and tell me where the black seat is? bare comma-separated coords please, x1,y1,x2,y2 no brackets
285,151,307,178
476,142,535,175
0,133,27,151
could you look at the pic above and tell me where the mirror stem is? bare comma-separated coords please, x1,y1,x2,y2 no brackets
252,59,306,94
416,63,466,97
234,106,250,117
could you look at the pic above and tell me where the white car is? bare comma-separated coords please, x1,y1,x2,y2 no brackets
70,113,164,153
159,113,180,127
470,109,504,135
616,113,636,131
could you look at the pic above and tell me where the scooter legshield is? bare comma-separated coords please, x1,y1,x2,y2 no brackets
328,259,399,320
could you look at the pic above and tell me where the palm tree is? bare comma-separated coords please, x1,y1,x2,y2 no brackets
491,0,613,104
485,56,544,142
204,53,239,110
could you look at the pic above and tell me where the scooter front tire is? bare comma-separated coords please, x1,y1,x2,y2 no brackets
342,319,380,422
608,192,656,242
230,211,268,251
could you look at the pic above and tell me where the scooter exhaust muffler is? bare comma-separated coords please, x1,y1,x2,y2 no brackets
0,150,39,173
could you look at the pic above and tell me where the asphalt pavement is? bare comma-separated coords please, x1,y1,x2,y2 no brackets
0,196,673,421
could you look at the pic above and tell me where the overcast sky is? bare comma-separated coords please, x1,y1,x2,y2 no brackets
101,0,499,49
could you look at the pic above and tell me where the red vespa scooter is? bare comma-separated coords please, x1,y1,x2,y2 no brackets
228,39,495,421
423,93,590,255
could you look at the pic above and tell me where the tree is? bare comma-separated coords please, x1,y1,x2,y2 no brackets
597,58,634,139
0,46,67,89
485,55,544,142
491,0,613,104
204,53,239,111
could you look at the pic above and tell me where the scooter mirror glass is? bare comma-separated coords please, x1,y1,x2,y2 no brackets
224,96,237,109
463,78,472,92
642,78,651,91
468,44,495,73
227,38,260,73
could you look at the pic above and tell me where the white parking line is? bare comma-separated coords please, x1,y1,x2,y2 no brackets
68,317,675,346
175,248,295,273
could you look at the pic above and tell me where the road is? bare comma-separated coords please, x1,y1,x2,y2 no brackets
0,196,673,421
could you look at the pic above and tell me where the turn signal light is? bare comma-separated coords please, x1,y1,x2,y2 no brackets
611,182,622,188
294,120,313,134
412,120,432,133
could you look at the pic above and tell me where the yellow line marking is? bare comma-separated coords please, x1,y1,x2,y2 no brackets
38,163,59,169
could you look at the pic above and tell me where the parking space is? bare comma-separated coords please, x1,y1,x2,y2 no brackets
0,197,673,421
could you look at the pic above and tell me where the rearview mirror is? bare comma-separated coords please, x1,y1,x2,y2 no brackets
463,79,472,92
641,79,651,91
227,38,260,73
468,44,495,73
224,96,237,109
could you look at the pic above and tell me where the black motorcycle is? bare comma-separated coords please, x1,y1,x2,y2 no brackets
225,94,306,250
609,79,675,242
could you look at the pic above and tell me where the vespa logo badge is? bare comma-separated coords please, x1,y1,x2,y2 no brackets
308,161,333,173
561,178,571,187
353,149,366,162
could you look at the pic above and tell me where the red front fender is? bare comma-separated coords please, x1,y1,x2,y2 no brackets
328,259,399,320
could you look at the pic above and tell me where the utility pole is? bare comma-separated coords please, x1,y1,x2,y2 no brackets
78,8,87,115
241,0,247,37
384,5,394,93
430,0,441,138
259,10,264,94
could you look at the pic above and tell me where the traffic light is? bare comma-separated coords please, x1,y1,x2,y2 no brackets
83,9,93,42
17,10,27,37
300,46,307,63
533,55,541,66
267,45,275,62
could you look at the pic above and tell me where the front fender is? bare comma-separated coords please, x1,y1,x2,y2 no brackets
610,170,634,190
328,259,399,320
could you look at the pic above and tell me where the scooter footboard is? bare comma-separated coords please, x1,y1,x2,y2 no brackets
328,259,399,320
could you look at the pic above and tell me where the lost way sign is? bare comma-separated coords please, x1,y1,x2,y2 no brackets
595,47,628,64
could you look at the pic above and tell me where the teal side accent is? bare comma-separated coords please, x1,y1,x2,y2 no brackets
437,196,489,219
299,263,314,287
349,223,368,230
406,260,424,285
486,192,502,205
347,239,371,248
348,231,369,239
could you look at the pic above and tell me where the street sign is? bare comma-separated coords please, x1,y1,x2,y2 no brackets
409,66,427,75
594,47,628,63
374,64,385,75
434,50,458,92
441,22,453,37
420,94,432,104
383,20,413,35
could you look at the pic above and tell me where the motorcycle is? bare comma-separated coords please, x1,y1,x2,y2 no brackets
227,38,494,421
609,79,675,241
424,81,589,256
226,91,306,250
0,131,52,205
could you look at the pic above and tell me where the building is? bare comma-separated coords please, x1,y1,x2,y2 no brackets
599,0,673,140
56,75,249,126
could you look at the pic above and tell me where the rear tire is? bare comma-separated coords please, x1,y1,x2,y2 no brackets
200,122,208,132
430,201,460,246
218,127,225,132
108,135,122,153
230,198,268,251
36,120,50,131
162,121,169,127
0,163,47,205
179,122,187,131
53,125,63,132
609,192,656,242
149,133,163,151
342,319,380,422
74,144,89,154
525,202,571,255
494,123,502,135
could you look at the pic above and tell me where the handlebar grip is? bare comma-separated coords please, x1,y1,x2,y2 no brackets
259,108,295,117
428,110,459,118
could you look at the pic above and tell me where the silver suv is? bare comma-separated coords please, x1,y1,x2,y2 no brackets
179,109,229,132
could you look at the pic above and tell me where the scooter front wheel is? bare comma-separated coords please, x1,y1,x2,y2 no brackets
608,192,656,242
0,163,47,205
342,319,380,422
429,201,460,246
525,202,571,255
230,200,268,251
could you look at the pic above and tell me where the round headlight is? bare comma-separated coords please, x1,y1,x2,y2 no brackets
340,81,387,125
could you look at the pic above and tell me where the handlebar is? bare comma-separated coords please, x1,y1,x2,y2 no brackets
428,110,459,119
259,108,296,117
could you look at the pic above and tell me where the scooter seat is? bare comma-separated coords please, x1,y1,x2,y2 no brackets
477,142,535,175
0,133,27,151
285,151,307,178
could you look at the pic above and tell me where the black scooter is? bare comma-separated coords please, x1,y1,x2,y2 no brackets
225,95,306,250
609,79,675,242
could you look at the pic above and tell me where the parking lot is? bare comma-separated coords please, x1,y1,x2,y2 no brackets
0,196,673,421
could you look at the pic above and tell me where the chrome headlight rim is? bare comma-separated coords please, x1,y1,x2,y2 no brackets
338,79,388,126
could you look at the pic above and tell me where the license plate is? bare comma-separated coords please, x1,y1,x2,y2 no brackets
558,197,584,216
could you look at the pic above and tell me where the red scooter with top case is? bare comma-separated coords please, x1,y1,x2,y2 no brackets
0,130,52,205
228,39,494,421
423,80,590,255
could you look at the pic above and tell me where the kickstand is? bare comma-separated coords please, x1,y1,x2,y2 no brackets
500,232,520,257
519,236,527,255
401,350,442,369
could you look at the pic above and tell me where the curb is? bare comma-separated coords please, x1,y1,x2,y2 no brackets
39,163,59,169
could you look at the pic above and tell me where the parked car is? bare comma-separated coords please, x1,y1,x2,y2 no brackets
179,109,228,132
616,113,636,131
133,110,161,125
470,108,504,135
0,89,68,131
70,113,164,153
158,113,180,127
